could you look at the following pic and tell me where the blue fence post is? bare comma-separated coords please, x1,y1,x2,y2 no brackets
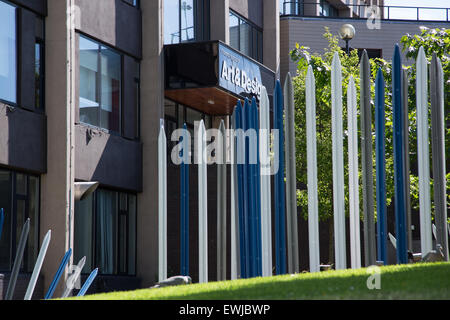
180,123,190,276
392,44,408,264
77,268,98,297
244,98,256,278
45,248,72,299
375,68,387,265
252,97,262,277
235,101,248,278
274,80,287,275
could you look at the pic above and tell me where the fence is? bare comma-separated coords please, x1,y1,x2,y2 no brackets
157,43,448,283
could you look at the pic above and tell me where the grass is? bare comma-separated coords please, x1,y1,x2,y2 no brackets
71,262,450,300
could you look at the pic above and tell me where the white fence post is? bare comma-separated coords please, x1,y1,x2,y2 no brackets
331,52,346,270
348,76,361,269
306,66,320,273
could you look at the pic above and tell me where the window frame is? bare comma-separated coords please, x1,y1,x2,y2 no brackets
228,9,263,63
78,34,123,135
74,187,137,276
164,0,210,45
0,0,18,107
0,168,40,273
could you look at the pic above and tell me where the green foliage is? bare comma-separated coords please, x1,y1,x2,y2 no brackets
289,27,449,222
400,27,450,212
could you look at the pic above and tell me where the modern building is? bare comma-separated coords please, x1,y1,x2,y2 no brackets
0,0,448,300
0,0,279,299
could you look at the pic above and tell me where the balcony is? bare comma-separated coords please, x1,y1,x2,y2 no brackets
280,1,450,22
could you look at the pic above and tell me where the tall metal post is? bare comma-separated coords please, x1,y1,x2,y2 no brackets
158,124,167,281
331,52,346,270
360,50,376,266
402,69,413,253
306,66,320,273
180,123,190,276
392,44,408,264
348,76,361,269
274,80,287,274
416,47,432,257
217,120,227,280
375,68,387,264
430,54,448,261
284,73,299,274
198,120,209,282
259,87,272,277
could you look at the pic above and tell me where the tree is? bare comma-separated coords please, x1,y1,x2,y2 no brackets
289,27,449,261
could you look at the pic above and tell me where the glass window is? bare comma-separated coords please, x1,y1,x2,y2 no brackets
96,189,118,275
229,11,263,63
35,42,44,110
229,13,239,50
74,188,137,275
164,0,180,44
0,169,40,273
181,0,194,42
74,193,94,273
100,46,121,132
164,0,210,44
79,35,121,133
0,1,17,103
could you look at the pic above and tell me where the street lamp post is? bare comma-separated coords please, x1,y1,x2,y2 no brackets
339,24,356,55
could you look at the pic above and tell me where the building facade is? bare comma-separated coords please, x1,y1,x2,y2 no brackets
0,0,279,298
280,0,450,79
1,0,448,299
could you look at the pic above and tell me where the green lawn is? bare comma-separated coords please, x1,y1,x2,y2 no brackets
72,262,450,300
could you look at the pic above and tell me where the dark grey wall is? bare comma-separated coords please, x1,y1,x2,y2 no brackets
9,0,47,16
75,124,142,192
0,103,47,174
75,0,142,58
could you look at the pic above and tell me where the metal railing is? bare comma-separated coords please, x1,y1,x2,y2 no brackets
280,1,450,22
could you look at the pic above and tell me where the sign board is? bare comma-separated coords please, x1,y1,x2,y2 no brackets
218,43,263,101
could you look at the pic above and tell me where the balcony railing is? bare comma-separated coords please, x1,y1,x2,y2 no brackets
280,1,450,22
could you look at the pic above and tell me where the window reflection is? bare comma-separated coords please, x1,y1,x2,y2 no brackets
79,36,121,133
164,0,210,44
0,1,17,103
228,11,263,63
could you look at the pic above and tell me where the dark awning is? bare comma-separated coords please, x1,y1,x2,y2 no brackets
164,40,275,116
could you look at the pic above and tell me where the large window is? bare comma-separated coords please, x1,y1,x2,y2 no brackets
229,11,263,63
74,188,137,275
164,0,210,44
0,1,17,104
0,169,40,273
79,35,121,133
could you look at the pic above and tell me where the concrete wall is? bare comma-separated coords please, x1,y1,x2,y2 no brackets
0,104,46,174
74,125,142,192
40,0,74,298
74,0,142,58
138,0,165,287
210,0,229,43
229,0,263,28
263,0,280,75
280,17,450,80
